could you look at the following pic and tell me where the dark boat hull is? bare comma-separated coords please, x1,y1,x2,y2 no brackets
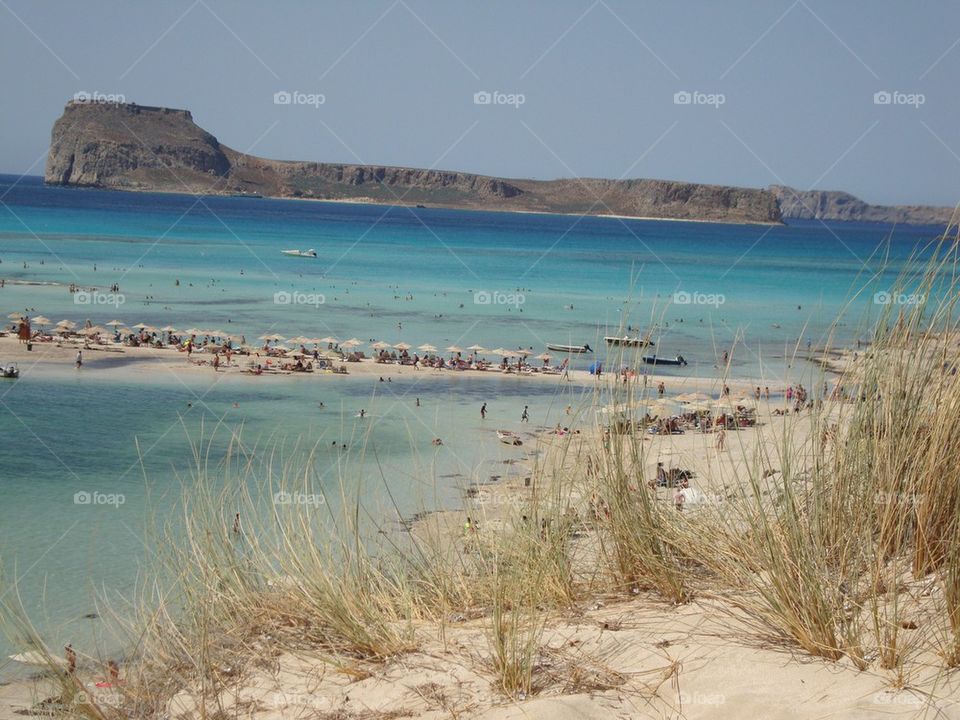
642,356,687,367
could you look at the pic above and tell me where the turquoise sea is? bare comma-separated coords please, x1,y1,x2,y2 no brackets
0,174,946,676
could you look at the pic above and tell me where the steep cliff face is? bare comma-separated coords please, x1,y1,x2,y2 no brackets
46,102,230,190
771,185,954,226
45,101,782,223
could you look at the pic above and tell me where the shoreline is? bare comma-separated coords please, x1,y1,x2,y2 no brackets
38,178,783,227
0,335,831,395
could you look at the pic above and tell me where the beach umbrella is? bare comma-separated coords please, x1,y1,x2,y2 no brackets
105,320,124,327
184,328,202,336
259,333,285,341
490,347,510,356
394,342,412,350
446,345,463,353
516,349,532,356
132,322,148,329
32,316,50,326
467,344,486,351
418,343,437,353
80,326,106,336
536,352,552,361
318,336,339,344
341,339,362,348
7,312,25,320
160,325,178,333
371,341,392,350
288,335,310,344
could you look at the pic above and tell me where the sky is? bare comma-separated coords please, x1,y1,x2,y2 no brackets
1,0,958,207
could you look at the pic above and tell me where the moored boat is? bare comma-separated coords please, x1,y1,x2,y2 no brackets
280,249,318,258
545,343,592,353
642,355,687,367
497,430,523,446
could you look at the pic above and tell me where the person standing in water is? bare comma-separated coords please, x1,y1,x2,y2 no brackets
75,350,82,369
480,402,487,419
521,405,529,423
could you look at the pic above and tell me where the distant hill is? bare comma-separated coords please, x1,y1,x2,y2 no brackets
44,101,782,224
770,185,955,226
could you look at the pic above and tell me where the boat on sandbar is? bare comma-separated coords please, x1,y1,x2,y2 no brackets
642,355,687,367
545,343,592,354
497,430,523,446
280,249,318,258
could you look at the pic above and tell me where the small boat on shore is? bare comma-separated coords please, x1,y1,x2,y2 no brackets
605,335,653,348
546,343,592,353
1,363,19,379
281,249,317,258
642,355,687,367
497,430,523,446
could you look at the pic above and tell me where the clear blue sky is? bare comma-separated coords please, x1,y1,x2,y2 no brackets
1,0,958,206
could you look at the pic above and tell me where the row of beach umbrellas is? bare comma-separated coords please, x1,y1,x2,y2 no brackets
8,312,556,359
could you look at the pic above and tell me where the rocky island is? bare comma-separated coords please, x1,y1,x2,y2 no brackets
44,101,954,226
44,101,780,224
